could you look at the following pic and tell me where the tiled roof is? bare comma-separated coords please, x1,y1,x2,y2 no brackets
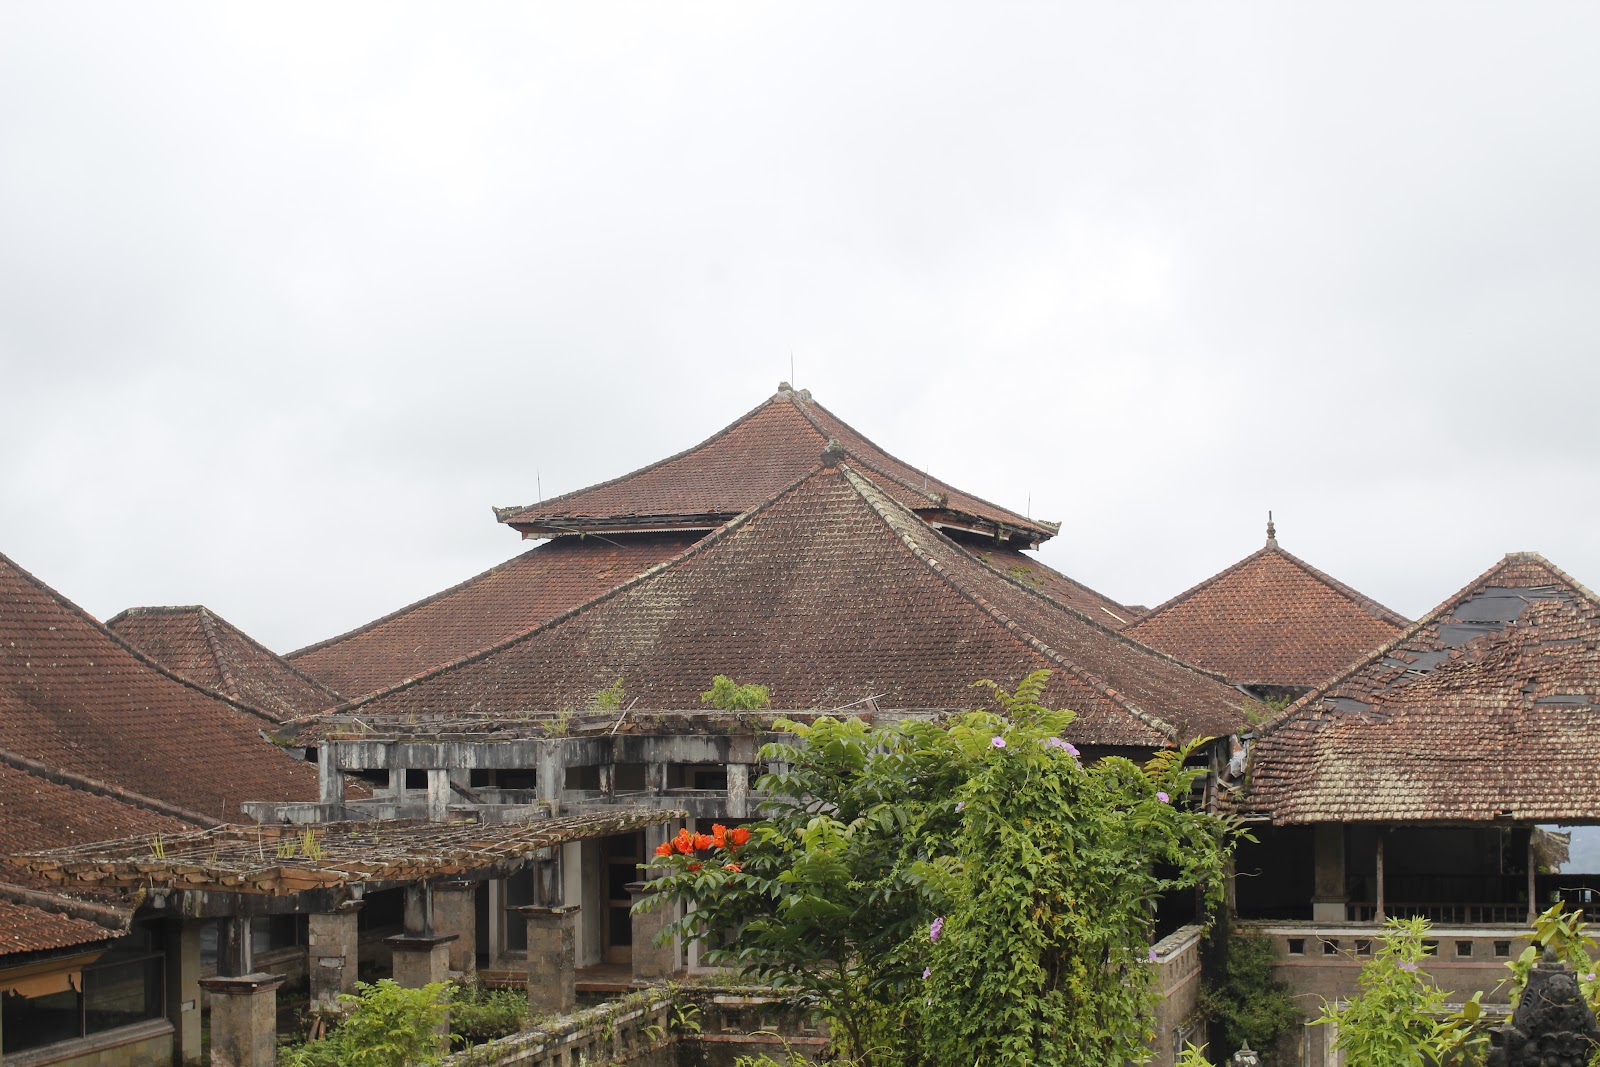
0,550,325,820
1246,553,1600,824
288,534,699,698
107,605,343,721
0,757,199,858
1126,535,1409,688
344,465,1244,746
974,547,1140,630
495,386,1057,546
0,897,112,955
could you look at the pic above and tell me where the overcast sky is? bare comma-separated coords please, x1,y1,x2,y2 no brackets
2,3,1597,654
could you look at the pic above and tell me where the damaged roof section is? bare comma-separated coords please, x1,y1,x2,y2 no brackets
494,384,1058,547
108,604,344,721
1246,553,1600,825
342,463,1243,747
1126,522,1409,689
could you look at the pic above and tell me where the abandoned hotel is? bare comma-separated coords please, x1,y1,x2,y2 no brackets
3,384,1597,1066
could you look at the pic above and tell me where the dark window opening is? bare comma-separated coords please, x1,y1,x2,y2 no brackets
613,763,647,792
405,769,428,790
1495,940,1513,957
1321,939,1339,955
564,765,600,791
1,924,163,1055
1456,940,1474,958
1287,939,1305,955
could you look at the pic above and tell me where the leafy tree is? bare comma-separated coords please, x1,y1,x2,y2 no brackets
640,670,1243,1067
1200,927,1303,1060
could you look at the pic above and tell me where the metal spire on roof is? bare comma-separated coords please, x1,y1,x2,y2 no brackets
1266,511,1278,549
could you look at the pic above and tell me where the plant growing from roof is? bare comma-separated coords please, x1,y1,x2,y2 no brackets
641,669,1243,1067
701,675,771,711
593,676,626,712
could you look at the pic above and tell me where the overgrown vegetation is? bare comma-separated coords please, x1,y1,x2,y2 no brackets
701,675,772,711
641,669,1245,1067
447,984,531,1046
593,676,626,712
1199,926,1302,1061
280,980,452,1067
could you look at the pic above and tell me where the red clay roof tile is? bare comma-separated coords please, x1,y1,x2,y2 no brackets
108,605,343,721
344,466,1242,746
495,386,1056,545
1127,538,1409,688
0,897,112,955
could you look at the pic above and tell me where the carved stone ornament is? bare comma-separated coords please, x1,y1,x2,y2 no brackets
1487,949,1600,1067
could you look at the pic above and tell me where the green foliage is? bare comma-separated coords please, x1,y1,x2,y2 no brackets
1312,917,1482,1067
701,675,771,711
280,980,452,1067
593,676,626,712
447,984,529,1046
1200,927,1303,1060
642,669,1244,1067
1175,1044,1218,1067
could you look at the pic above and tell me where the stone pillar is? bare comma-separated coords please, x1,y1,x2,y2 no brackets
386,933,456,988
167,918,204,1066
307,902,362,1008
219,915,253,977
433,881,479,977
200,973,284,1067
537,743,563,815
726,763,752,818
649,761,668,795
1311,824,1348,923
404,882,432,936
519,904,578,1017
626,882,678,982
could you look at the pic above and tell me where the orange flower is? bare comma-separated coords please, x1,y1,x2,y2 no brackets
730,827,751,848
723,863,741,873
693,833,715,851
687,863,702,872
712,823,728,848
654,841,674,858
674,829,694,855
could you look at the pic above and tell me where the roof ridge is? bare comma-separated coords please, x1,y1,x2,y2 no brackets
495,391,810,524
186,606,345,704
321,465,829,719
194,606,240,701
839,467,1178,744
974,553,1135,626
104,604,208,625
1249,551,1585,740
1131,541,1409,631
287,544,553,660
798,395,1056,537
0,549,284,729
0,746,221,828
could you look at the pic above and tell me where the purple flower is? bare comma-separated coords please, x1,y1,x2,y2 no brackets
955,801,965,812
922,966,931,980
930,917,944,942
1156,791,1170,804
1585,972,1596,983
1148,948,1159,963
991,736,1006,749
1398,961,1418,973
1041,737,1079,756
1064,741,1080,757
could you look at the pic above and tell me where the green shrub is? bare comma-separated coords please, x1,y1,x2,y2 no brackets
448,984,530,1045
1200,926,1302,1061
700,675,771,710
279,979,451,1067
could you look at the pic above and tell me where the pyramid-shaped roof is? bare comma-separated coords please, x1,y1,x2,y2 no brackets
495,384,1059,547
287,533,699,698
346,463,1242,746
1126,525,1409,688
0,550,324,820
108,605,344,721
1246,553,1600,824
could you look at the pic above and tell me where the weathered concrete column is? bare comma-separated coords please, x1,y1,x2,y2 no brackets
219,914,253,977
318,749,345,812
537,743,563,815
167,918,204,1066
426,768,451,821
519,904,579,1017
626,882,679,983
1375,830,1387,923
432,881,479,977
307,901,363,1008
1311,823,1348,923
726,763,752,818
200,973,284,1067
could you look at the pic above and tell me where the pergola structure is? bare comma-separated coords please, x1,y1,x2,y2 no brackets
14,807,684,1067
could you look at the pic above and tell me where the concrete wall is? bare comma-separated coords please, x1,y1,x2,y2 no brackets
439,986,675,1067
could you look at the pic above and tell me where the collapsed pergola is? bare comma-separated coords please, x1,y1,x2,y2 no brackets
15,806,683,895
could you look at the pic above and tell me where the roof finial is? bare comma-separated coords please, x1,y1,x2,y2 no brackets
820,438,846,469
1266,510,1277,548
